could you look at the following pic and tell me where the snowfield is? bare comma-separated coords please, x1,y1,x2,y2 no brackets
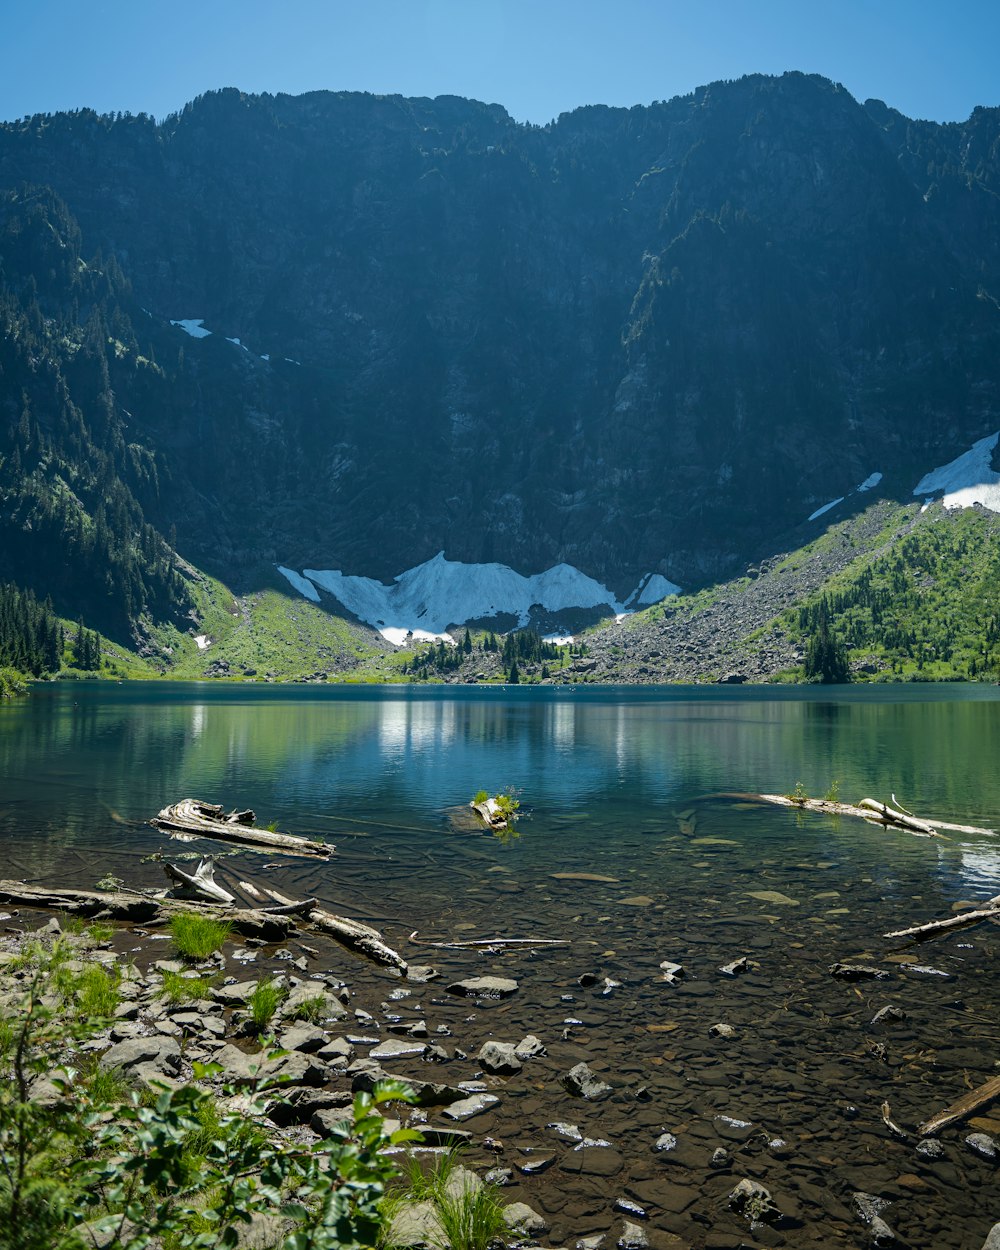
169,319,212,339
277,552,681,642
913,432,1000,512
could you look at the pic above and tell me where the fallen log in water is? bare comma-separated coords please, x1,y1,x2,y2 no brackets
758,794,943,835
150,799,332,858
0,880,294,941
884,893,1000,941
916,1075,1000,1138
262,888,410,974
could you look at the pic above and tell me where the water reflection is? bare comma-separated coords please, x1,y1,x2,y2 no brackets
1,682,998,897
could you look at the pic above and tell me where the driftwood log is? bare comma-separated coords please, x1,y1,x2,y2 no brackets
884,893,1000,941
917,1075,1000,1137
759,794,943,835
261,888,409,974
0,880,417,976
163,858,236,904
0,881,294,941
150,800,332,858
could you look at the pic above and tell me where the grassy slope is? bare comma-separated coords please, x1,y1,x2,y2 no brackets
57,501,1000,686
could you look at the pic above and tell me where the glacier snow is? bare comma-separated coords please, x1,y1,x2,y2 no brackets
277,552,680,642
913,432,1000,512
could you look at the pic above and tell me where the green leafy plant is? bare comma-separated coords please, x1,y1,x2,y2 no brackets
787,781,809,805
824,779,841,803
0,667,29,699
168,913,232,962
1,939,419,1249
96,873,125,892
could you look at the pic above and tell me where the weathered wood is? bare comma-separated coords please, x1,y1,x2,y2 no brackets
163,858,236,905
150,799,332,858
856,798,937,834
880,1100,910,1140
884,894,1000,941
0,880,294,941
470,798,507,830
408,931,567,949
264,888,410,974
917,1075,1000,1138
759,794,942,835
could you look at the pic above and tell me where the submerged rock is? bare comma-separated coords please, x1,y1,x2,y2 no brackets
446,976,518,998
729,1177,782,1225
829,963,891,980
562,1061,613,1100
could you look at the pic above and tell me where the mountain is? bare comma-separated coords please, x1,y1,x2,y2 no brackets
1,73,999,650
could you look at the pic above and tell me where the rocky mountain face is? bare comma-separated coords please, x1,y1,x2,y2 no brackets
1,73,999,634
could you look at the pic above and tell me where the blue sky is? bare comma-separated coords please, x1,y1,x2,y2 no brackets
2,0,997,126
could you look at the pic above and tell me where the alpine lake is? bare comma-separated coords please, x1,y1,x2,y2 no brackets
1,681,998,1249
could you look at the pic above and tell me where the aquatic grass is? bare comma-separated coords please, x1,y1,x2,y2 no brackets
75,964,121,1019
168,913,232,961
291,992,329,1024
156,970,218,1004
435,1179,506,1250
247,979,287,1033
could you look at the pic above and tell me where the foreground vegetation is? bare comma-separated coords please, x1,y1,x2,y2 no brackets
0,930,518,1250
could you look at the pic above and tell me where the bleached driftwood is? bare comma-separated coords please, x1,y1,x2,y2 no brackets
917,1075,1000,1138
470,798,507,830
262,888,410,974
856,798,938,835
150,799,331,858
163,857,235,905
409,931,567,949
0,880,294,941
759,794,942,836
884,893,1000,941
880,1101,910,1141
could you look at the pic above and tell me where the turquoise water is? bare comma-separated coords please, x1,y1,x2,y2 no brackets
2,682,998,1247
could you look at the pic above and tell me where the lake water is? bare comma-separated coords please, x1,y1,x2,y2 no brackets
2,682,998,1247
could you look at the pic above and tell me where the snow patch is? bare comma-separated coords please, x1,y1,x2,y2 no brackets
544,634,574,645
194,635,211,650
808,497,844,522
276,566,320,603
913,432,1000,512
856,472,882,492
226,336,250,352
170,318,211,339
637,573,682,605
277,553,680,643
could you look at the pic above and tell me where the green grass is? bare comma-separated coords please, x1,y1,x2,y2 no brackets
386,1150,506,1250
74,965,121,1018
247,980,287,1033
168,913,232,962
157,970,218,1005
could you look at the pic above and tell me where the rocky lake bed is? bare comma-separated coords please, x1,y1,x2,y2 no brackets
2,872,998,1250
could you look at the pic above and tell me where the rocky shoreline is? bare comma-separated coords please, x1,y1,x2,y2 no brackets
3,887,999,1250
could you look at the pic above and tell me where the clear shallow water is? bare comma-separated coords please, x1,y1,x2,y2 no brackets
2,682,999,1247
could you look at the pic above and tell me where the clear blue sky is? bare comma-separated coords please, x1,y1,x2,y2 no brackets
2,0,997,126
